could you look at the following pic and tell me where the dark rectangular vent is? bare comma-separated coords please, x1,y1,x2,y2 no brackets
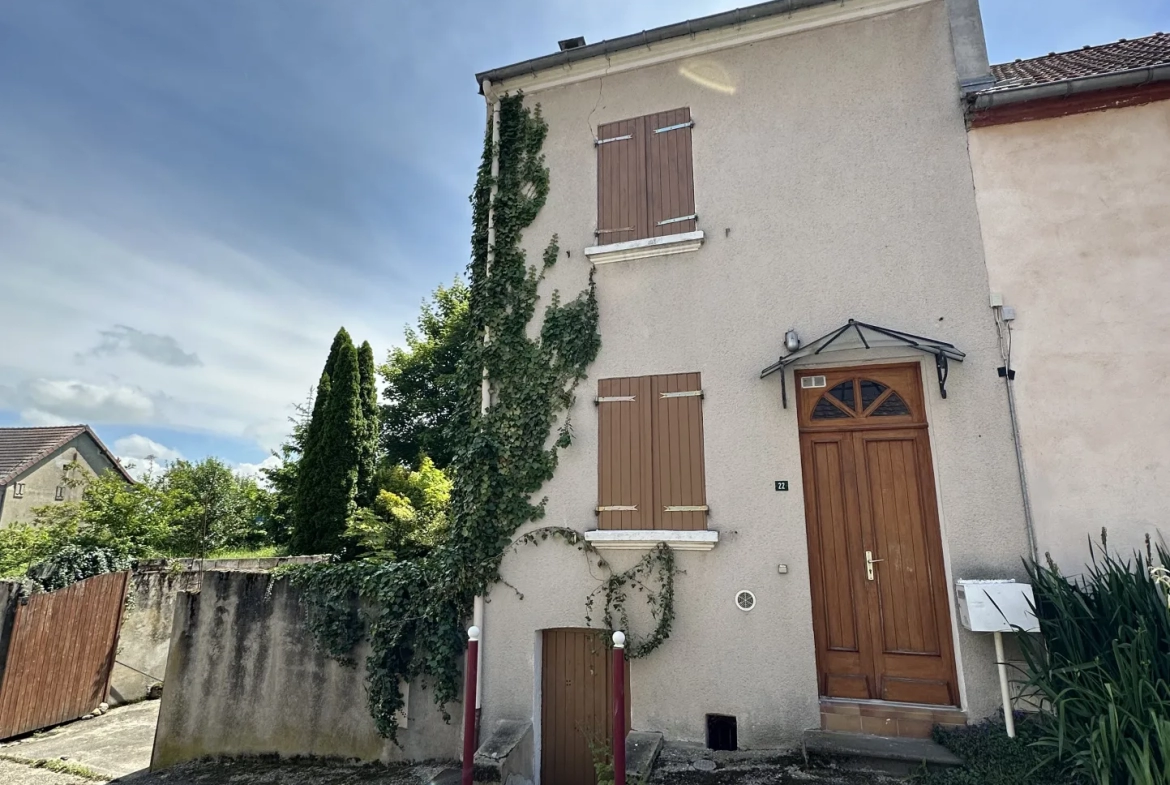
706,713,737,751
558,36,586,51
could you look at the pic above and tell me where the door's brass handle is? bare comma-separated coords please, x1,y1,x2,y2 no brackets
865,550,883,581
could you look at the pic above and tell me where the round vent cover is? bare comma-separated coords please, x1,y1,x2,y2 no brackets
735,590,756,612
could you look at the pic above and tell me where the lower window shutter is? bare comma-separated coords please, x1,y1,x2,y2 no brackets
597,376,653,530
651,373,707,531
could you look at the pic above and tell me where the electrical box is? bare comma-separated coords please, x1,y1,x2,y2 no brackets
955,579,1038,633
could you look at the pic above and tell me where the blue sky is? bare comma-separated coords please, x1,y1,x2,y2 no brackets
0,0,1165,476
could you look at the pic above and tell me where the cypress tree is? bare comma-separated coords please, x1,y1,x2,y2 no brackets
291,327,363,554
291,370,332,553
356,340,379,508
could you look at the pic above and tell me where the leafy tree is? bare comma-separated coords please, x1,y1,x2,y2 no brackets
72,467,172,557
163,457,270,556
345,456,451,559
356,340,380,507
260,392,314,546
293,327,363,554
379,280,471,469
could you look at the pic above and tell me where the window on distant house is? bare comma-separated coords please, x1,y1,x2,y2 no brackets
596,372,707,531
13,483,25,498
55,485,66,501
595,108,696,245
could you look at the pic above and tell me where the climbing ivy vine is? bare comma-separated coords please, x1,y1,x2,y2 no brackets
285,93,675,740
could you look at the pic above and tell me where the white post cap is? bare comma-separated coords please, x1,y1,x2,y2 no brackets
468,625,482,642
612,630,626,648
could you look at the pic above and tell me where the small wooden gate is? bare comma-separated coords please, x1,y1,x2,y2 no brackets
541,628,631,785
0,571,130,739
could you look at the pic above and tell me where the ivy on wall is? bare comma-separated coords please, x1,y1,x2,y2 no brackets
286,93,676,739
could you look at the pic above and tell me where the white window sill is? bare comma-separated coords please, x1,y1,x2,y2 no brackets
583,529,718,551
585,230,704,265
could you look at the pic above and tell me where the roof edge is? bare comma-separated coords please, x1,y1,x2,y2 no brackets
971,61,1170,110
0,425,136,486
475,0,847,92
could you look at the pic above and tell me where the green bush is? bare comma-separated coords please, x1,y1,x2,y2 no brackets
24,545,132,592
1018,535,1170,785
913,716,1085,785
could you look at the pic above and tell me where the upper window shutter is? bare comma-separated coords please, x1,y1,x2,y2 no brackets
645,108,696,238
596,117,647,245
651,372,706,531
597,376,654,531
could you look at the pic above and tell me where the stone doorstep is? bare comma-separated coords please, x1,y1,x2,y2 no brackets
803,729,963,776
626,731,664,781
820,699,967,739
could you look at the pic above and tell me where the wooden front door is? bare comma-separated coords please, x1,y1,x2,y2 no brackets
797,364,959,706
541,629,630,785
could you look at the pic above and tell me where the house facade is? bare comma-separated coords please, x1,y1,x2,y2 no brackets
473,0,1032,780
966,35,1170,570
0,425,132,528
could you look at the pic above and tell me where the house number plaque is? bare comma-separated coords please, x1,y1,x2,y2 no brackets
774,481,789,492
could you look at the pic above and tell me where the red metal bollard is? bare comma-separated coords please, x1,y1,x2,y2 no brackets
612,630,627,785
462,626,481,785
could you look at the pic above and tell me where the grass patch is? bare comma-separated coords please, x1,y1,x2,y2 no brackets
0,754,111,781
205,545,286,559
909,716,1086,785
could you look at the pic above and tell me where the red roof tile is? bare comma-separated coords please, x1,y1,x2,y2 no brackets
989,32,1170,91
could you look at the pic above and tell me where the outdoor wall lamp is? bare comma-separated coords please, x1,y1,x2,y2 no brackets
784,329,801,353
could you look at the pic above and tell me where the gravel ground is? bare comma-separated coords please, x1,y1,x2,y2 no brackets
114,759,455,784
648,744,906,785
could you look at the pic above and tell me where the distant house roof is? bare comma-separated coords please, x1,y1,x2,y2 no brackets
985,32,1170,92
0,425,134,485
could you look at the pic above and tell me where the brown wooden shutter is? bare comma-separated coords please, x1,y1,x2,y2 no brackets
597,376,653,531
645,108,696,238
651,372,706,531
595,117,647,245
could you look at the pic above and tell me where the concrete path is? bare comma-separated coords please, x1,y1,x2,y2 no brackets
0,699,159,780
0,758,92,785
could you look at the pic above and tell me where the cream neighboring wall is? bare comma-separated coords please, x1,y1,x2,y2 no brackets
481,0,1029,751
970,99,1170,570
0,437,117,528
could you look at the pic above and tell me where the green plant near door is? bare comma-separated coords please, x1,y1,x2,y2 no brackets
1016,533,1170,785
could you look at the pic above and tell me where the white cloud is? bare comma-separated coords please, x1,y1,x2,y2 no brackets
20,408,71,426
232,454,282,484
22,378,157,422
114,434,185,462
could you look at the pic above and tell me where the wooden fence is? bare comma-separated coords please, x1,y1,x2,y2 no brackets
0,571,130,739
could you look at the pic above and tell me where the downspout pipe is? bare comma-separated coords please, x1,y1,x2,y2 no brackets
472,77,502,746
970,63,1170,111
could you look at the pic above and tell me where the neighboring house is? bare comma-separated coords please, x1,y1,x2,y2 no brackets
0,425,134,528
967,35,1170,569
473,0,1031,779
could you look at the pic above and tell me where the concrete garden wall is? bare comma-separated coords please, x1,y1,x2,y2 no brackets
151,570,460,770
109,556,327,707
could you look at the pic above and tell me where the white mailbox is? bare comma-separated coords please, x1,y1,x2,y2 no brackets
955,579,1038,633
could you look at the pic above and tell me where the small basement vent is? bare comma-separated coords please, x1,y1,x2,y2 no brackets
707,714,737,751
801,375,827,389
735,590,756,612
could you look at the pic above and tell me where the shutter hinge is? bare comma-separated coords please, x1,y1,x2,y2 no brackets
597,505,638,513
595,133,633,146
660,390,703,399
654,121,695,134
595,395,636,404
664,505,708,512
656,214,697,227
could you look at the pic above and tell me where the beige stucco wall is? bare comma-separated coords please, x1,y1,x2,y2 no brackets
0,436,120,528
970,99,1170,570
480,0,1029,759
